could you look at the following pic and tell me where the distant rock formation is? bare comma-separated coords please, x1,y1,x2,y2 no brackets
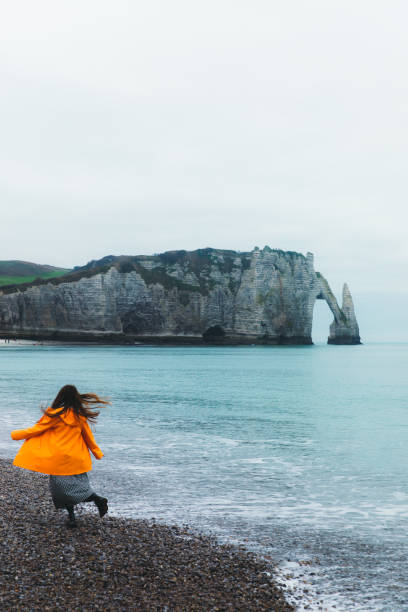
0,247,361,345
327,284,361,345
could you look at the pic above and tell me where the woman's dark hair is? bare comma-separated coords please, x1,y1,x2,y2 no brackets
46,384,110,423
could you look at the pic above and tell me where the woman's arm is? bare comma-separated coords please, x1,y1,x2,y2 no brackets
81,420,104,459
11,414,54,440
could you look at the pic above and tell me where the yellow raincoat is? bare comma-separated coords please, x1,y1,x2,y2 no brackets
11,408,103,475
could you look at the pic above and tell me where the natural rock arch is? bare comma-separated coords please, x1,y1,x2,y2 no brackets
315,275,361,344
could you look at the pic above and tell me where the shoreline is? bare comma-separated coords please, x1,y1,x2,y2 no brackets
0,458,294,611
0,331,315,346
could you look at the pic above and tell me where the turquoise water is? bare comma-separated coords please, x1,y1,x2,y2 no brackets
1,342,408,610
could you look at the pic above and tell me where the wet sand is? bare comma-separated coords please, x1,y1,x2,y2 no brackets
0,458,293,611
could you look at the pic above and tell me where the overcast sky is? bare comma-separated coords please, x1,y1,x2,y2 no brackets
1,1,407,340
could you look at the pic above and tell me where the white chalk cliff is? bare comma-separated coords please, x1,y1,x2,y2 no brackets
0,247,361,345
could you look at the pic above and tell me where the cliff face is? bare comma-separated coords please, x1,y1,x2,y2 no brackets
0,247,361,345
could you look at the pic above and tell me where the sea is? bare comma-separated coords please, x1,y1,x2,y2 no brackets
1,340,408,611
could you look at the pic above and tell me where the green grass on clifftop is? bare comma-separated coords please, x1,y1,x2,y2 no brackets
0,261,70,287
0,271,69,287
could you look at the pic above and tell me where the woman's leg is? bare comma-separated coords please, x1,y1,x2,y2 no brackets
85,493,108,517
66,505,77,528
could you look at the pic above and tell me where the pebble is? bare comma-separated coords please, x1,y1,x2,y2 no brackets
0,458,294,611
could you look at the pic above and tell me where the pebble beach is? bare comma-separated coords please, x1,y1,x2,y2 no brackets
0,458,293,611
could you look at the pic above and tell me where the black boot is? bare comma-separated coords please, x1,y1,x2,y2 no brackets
85,493,108,518
66,505,77,528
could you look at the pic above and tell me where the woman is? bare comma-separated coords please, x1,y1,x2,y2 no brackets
11,384,110,528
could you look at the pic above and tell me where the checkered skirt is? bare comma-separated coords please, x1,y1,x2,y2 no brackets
49,473,94,508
